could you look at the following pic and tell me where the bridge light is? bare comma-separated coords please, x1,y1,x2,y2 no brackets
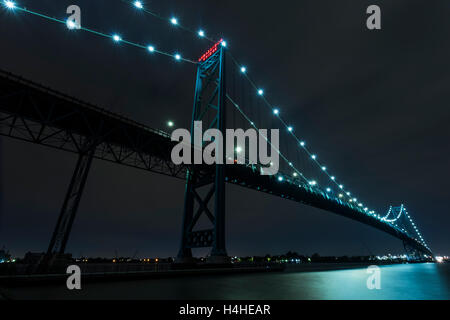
167,121,174,127
358,203,363,207
66,20,77,30
353,198,357,202
338,194,343,198
112,34,122,42
326,188,331,192
258,89,264,96
147,45,155,53
221,40,227,47
288,126,293,132
311,155,317,160
240,66,247,73
300,141,305,147
309,180,317,186
198,30,205,37
346,192,350,196
321,166,326,171
339,185,343,189
273,108,279,115
170,17,178,25
293,172,298,177
278,176,284,182
134,1,143,9
175,53,181,61
331,176,335,180
4,1,15,9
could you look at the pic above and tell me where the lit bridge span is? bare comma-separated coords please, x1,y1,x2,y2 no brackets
0,70,432,260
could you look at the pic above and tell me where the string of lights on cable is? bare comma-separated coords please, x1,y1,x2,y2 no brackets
381,205,429,249
1,0,197,64
227,94,313,186
122,0,219,44
230,86,429,249
228,52,377,213
231,50,430,248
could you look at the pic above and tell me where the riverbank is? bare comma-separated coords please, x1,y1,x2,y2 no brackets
0,261,423,287
0,263,447,300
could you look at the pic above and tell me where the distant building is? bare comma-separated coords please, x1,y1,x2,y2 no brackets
0,248,11,263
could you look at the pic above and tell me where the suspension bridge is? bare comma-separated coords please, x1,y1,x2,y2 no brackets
0,1,432,265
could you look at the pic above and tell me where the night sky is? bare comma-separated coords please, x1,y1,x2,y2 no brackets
0,0,449,258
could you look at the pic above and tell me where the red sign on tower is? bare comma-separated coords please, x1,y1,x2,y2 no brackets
198,39,224,62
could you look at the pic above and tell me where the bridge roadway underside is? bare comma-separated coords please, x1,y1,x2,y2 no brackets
0,69,431,256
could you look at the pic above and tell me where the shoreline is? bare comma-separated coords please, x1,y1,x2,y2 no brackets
0,261,431,287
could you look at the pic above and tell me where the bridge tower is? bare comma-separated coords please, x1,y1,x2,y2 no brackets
177,41,229,264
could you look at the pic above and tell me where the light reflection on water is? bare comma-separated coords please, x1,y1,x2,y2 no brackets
5,263,450,300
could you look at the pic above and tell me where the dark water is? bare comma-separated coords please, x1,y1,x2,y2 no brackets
3,263,450,300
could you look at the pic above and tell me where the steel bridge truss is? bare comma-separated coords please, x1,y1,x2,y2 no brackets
0,70,197,258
